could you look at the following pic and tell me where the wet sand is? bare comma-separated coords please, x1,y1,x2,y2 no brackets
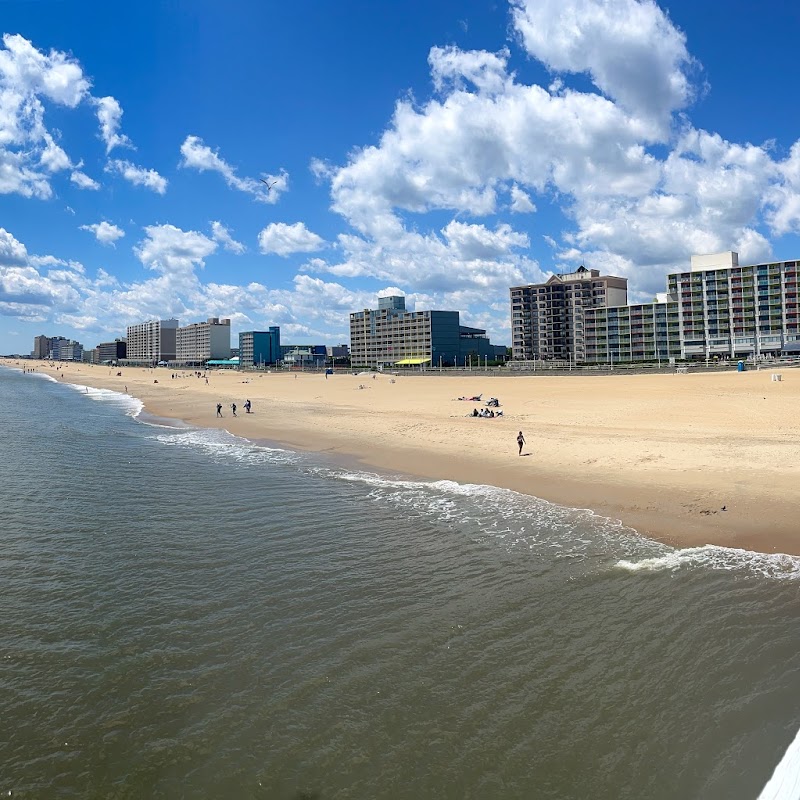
8,359,800,555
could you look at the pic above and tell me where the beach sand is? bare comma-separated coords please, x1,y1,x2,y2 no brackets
7,359,800,555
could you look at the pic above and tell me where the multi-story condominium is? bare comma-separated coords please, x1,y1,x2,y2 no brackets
666,252,799,359
350,295,503,368
175,317,231,363
31,335,50,359
96,339,127,363
584,296,682,364
239,327,281,368
584,252,800,363
126,318,179,363
510,267,628,362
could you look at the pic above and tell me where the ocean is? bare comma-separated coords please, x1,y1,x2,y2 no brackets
1,364,799,799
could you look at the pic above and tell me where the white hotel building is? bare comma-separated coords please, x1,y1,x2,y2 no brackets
176,317,231,363
126,319,179,363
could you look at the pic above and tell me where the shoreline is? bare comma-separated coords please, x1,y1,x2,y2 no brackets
5,359,800,555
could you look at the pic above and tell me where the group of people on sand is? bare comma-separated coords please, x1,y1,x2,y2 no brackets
216,399,252,417
469,407,503,418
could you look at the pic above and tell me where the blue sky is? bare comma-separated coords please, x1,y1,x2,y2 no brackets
3,0,800,355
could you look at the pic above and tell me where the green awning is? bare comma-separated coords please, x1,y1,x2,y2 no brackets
394,357,432,365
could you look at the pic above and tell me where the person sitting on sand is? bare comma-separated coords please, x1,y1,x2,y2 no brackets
472,408,479,417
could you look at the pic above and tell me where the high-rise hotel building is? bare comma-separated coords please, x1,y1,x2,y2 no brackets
510,267,628,362
126,318,179,363
176,317,231,363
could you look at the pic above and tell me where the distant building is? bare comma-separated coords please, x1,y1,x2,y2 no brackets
239,327,281,368
46,336,84,361
32,335,50,359
126,319,179,363
96,339,127,363
510,267,628,362
326,344,350,360
280,344,327,367
349,295,504,368
176,317,231,363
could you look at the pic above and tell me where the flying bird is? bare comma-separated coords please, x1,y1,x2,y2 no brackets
260,179,278,192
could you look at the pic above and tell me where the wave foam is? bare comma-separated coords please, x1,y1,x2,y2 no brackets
151,427,299,466
616,545,800,580
64,381,144,417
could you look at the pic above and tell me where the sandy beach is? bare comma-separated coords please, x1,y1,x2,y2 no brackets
6,358,800,555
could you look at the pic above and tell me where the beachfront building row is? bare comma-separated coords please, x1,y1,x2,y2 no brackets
176,317,231,364
513,252,800,363
30,335,85,361
349,295,505,369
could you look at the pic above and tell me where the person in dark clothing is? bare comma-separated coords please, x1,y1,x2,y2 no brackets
216,403,223,417
517,431,525,456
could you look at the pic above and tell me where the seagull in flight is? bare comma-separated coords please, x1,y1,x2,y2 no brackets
260,179,278,192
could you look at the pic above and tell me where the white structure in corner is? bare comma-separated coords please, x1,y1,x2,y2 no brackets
176,317,232,363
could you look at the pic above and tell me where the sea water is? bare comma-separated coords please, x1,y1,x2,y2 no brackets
1,365,799,799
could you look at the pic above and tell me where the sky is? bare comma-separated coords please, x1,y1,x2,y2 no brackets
3,0,800,355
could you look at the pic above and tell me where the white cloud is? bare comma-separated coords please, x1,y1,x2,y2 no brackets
442,221,529,260
258,222,326,256
80,221,125,246
0,226,83,315
0,35,162,200
106,159,167,194
39,134,71,172
211,221,245,254
95,96,132,153
429,45,511,96
509,184,536,213
510,0,695,128
0,33,90,107
179,135,288,203
70,170,99,190
134,224,217,276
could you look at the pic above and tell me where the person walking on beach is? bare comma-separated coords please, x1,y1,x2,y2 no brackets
244,399,251,414
216,403,223,417
517,431,525,456
231,402,237,417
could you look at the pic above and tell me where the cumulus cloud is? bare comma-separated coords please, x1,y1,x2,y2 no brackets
0,227,83,315
95,96,132,153
135,224,217,275
211,221,245,254
80,221,125,246
429,45,511,96
510,0,695,127
106,159,167,194
179,135,288,203
258,222,326,256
